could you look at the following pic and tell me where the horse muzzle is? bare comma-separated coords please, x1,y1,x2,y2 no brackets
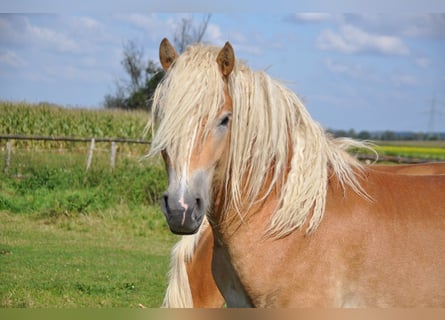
161,191,205,235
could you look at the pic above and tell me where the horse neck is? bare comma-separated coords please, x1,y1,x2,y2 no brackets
209,151,286,239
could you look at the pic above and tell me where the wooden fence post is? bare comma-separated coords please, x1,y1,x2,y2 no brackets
110,141,117,169
4,140,11,174
86,138,95,171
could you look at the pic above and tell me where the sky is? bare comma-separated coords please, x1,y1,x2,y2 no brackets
1,2,444,132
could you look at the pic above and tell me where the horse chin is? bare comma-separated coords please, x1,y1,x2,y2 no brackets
168,224,201,235
167,217,203,235
164,207,205,235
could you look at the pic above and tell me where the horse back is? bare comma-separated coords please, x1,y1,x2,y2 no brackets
368,162,445,175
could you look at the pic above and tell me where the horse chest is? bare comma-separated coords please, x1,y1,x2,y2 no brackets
211,239,254,307
215,226,355,307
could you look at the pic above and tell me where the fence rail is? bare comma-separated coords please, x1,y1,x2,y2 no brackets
0,134,150,144
1,134,149,173
1,134,441,173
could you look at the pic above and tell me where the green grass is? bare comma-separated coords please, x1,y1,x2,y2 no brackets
0,207,178,308
0,102,183,308
0,146,179,307
375,140,445,148
0,149,166,215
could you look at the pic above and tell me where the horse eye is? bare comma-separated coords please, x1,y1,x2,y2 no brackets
218,114,231,127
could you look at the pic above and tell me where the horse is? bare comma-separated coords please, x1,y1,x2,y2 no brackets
368,162,445,175
148,38,445,307
162,162,445,308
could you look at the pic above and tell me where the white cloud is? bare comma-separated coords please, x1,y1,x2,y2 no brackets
227,30,247,44
72,16,101,30
415,56,431,68
391,73,418,87
0,15,81,54
26,20,80,53
203,23,223,44
119,13,159,30
0,50,26,67
324,58,363,77
291,13,332,23
235,44,262,56
340,13,445,40
0,14,126,93
66,16,111,42
317,25,410,56
402,14,445,39
116,13,174,41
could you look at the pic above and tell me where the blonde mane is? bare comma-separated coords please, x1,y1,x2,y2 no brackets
162,218,209,307
148,43,370,238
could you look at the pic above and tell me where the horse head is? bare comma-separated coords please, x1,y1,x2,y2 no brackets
156,38,235,235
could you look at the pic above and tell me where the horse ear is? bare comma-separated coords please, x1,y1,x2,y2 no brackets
216,42,235,77
159,38,178,71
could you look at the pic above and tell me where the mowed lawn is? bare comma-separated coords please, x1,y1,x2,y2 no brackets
0,207,178,308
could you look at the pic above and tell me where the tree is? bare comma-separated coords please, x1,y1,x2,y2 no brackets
174,14,211,53
104,40,164,111
121,40,144,92
104,14,212,111
381,130,396,141
357,130,371,140
103,85,127,110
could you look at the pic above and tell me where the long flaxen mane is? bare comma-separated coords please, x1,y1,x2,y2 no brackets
148,43,370,238
161,219,209,307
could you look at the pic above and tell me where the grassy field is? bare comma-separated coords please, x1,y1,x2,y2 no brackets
0,207,177,308
374,140,445,161
0,102,179,308
0,143,178,307
350,140,445,162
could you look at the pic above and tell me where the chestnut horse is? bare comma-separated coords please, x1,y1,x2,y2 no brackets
163,162,445,308
148,39,445,307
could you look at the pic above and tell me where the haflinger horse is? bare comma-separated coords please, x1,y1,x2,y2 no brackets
148,38,445,307
163,163,445,308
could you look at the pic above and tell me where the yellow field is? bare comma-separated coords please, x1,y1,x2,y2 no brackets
375,144,445,161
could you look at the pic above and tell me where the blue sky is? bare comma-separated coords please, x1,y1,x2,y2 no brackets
1,9,444,132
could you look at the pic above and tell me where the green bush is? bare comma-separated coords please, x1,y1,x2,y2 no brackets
0,154,167,217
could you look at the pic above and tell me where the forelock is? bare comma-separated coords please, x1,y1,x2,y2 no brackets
149,44,226,171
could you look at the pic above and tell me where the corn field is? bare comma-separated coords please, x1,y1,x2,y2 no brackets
0,101,150,151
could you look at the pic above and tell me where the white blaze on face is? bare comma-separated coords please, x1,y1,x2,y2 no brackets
178,166,189,226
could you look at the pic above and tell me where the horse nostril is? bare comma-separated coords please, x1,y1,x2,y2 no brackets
196,198,201,209
163,194,169,209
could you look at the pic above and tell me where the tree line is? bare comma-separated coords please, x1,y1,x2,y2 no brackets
328,129,444,141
